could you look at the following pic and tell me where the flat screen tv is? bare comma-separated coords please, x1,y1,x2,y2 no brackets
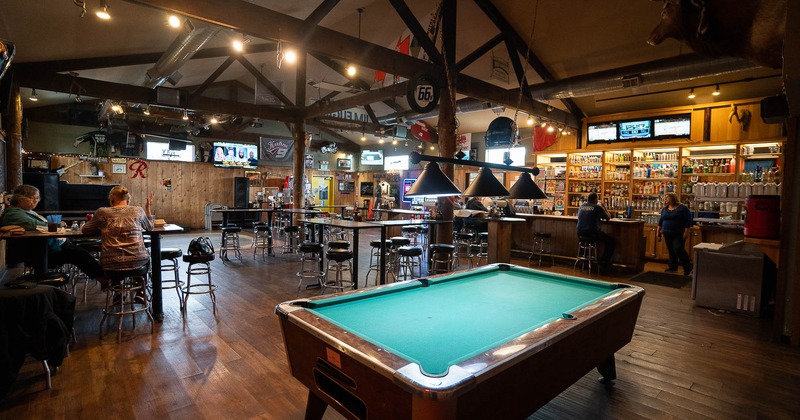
360,149,384,166
587,122,617,143
618,119,652,140
146,141,195,162
384,155,409,171
654,114,691,139
212,141,258,169
485,147,526,166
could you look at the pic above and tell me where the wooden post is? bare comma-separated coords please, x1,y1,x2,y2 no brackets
436,0,457,246
292,49,307,220
6,83,23,188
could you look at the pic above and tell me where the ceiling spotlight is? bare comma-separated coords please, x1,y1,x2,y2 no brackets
687,88,696,99
346,64,357,77
29,88,38,102
712,85,720,96
360,133,366,142
430,145,435,150
284,49,297,63
143,105,151,116
378,139,384,144
526,115,534,126
546,125,555,133
417,143,423,149
232,39,244,52
182,109,189,121
210,114,219,124
111,103,122,113
540,121,547,128
96,0,111,19
168,15,181,28
392,139,398,145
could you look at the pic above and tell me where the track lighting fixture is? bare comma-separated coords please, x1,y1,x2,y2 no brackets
182,109,189,121
526,115,534,126
712,85,720,96
29,89,38,101
96,0,111,20
210,114,219,124
111,102,122,113
168,15,181,28
687,88,696,99
143,105,151,116
360,133,366,142
346,64,357,77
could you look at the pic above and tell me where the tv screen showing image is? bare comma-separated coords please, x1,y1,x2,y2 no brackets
384,155,409,171
485,147,526,165
587,122,617,143
654,114,691,138
360,149,384,165
212,141,258,169
618,119,652,140
146,141,195,162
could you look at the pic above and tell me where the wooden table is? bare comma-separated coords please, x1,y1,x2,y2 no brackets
146,224,186,321
0,228,88,277
365,219,449,285
211,207,277,227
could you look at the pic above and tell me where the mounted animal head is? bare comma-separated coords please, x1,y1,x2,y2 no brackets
647,0,786,69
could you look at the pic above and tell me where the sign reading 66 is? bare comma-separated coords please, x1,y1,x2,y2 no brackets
407,73,440,113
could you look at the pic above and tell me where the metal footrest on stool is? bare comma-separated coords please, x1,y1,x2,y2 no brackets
99,264,153,343
182,254,217,314
297,242,325,295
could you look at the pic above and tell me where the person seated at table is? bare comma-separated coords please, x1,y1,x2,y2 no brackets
81,186,154,279
0,184,107,285
497,199,517,217
463,197,489,233
576,192,615,273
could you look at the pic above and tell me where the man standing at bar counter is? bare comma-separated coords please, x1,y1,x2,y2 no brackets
577,192,615,274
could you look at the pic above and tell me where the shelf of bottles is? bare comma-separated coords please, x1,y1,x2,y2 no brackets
680,145,738,208
603,150,632,211
566,152,603,214
631,148,679,211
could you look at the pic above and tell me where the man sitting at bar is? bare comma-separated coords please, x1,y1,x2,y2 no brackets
1,184,108,286
576,192,615,273
463,197,490,233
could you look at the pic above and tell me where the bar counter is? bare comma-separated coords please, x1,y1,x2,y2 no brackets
512,214,646,272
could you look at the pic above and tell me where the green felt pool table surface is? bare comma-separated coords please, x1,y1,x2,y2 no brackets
303,265,622,376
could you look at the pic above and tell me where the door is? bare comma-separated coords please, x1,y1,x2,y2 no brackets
312,175,334,207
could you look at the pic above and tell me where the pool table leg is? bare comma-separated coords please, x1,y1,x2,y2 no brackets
596,354,617,384
304,390,328,420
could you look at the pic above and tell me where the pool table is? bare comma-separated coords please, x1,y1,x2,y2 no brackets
275,264,644,420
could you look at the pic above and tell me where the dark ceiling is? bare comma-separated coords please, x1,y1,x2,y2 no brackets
0,0,785,148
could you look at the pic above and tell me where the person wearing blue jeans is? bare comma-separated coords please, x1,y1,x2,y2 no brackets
657,193,693,276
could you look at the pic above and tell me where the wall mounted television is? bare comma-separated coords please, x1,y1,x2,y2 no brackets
384,155,409,171
653,114,691,139
146,141,195,162
360,149,384,166
212,141,258,169
586,122,618,143
618,119,652,140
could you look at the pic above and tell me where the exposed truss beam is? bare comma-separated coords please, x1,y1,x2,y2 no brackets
192,56,235,96
305,81,408,119
305,0,341,26
457,33,503,71
504,37,532,99
388,0,443,66
236,55,294,106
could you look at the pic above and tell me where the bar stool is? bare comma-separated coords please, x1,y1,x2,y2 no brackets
397,246,423,280
219,225,242,261
365,239,392,285
389,236,411,281
71,238,102,300
252,223,274,259
453,232,475,269
401,225,419,245
322,248,354,294
296,242,325,295
474,232,489,266
574,236,598,273
418,225,430,250
327,240,350,250
182,253,217,314
282,225,301,254
429,244,455,274
160,248,184,306
530,232,555,266
99,264,153,343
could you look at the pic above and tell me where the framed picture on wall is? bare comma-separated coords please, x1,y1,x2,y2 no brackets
337,158,351,169
339,181,355,193
360,181,374,196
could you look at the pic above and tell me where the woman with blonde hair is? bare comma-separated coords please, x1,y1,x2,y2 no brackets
656,193,693,276
82,186,153,275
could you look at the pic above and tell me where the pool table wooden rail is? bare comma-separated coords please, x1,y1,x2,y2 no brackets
276,267,645,419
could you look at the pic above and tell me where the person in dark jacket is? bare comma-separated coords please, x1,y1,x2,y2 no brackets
656,193,693,276
576,192,615,272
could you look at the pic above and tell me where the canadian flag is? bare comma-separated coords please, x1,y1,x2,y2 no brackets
533,126,557,151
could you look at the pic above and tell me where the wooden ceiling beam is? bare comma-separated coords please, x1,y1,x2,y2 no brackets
305,81,408,119
192,56,235,96
388,0,443,66
504,37,532,99
124,0,437,80
16,71,301,123
236,54,294,106
457,33,503,72
305,0,341,26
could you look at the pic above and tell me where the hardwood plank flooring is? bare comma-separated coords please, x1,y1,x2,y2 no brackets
2,230,798,419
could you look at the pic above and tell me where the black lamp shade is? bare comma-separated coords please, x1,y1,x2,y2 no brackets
508,172,548,199
463,167,510,197
405,162,462,197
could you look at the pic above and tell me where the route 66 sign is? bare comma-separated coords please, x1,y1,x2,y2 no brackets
406,73,440,113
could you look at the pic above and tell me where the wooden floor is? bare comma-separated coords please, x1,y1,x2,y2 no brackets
2,230,798,419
